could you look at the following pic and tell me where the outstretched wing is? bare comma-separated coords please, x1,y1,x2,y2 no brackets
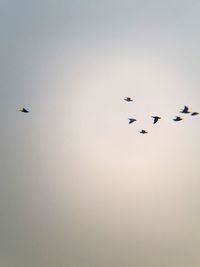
182,106,189,113
153,117,159,124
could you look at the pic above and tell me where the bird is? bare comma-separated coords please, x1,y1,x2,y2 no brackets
19,108,29,113
124,97,133,102
151,116,161,124
173,116,183,121
128,118,137,124
140,130,148,134
180,106,190,114
191,112,199,116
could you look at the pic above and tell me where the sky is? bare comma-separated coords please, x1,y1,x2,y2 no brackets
1,0,200,266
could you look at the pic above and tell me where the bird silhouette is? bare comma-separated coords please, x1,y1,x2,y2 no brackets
140,130,148,134
124,97,133,102
152,116,161,124
128,118,137,124
191,112,199,116
19,108,29,113
180,106,190,114
173,116,183,121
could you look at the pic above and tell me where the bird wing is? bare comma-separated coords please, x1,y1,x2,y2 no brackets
153,117,159,124
183,106,189,112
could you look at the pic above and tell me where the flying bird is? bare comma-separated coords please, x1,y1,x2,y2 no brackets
140,130,148,134
124,97,133,102
191,112,199,116
180,106,190,114
173,116,183,121
128,118,137,124
19,108,29,113
152,116,161,124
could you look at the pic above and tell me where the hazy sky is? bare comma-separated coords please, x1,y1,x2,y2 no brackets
1,1,200,266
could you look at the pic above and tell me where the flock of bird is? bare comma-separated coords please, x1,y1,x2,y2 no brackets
19,99,199,135
124,97,199,134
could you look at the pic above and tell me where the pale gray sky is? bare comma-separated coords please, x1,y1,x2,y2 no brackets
1,1,200,266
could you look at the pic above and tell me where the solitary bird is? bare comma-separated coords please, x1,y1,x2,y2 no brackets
152,116,161,124
19,108,29,113
124,97,133,102
173,116,183,121
140,130,148,134
191,112,199,116
180,106,190,114
128,118,137,124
